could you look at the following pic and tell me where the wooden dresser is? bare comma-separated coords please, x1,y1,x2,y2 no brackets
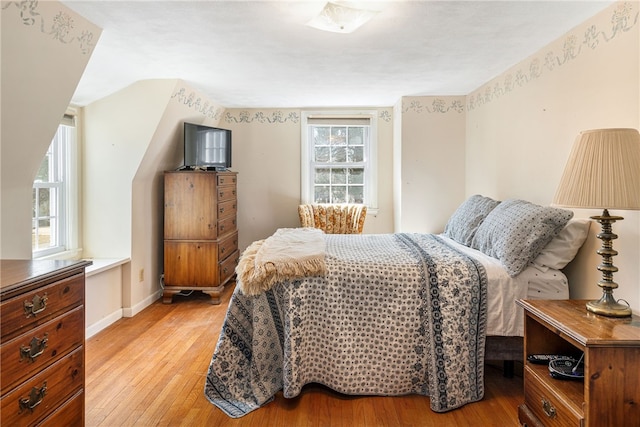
163,170,239,304
1,259,91,427
517,299,640,427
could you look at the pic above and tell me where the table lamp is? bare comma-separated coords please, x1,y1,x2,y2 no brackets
553,128,640,317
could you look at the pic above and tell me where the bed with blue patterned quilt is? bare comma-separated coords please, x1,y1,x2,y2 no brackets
204,232,488,418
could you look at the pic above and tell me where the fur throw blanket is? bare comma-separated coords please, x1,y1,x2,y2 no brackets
236,227,327,296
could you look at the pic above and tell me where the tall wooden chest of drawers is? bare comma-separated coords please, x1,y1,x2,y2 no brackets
163,170,239,304
1,259,91,427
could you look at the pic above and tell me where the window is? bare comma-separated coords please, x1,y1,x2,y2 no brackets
32,113,77,258
301,111,378,209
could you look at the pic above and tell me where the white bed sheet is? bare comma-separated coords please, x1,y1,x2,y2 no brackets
440,235,569,336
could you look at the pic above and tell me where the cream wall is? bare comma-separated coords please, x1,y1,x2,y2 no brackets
396,97,466,233
224,108,395,250
83,80,226,316
466,2,640,312
0,1,101,258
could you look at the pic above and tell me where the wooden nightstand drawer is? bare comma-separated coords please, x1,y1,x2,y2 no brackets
1,346,84,427
524,365,583,427
1,273,84,342
1,306,84,394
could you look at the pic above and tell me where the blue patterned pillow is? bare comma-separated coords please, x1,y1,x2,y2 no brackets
471,199,574,277
443,195,501,246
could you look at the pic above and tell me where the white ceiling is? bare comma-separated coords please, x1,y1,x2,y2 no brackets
62,1,614,108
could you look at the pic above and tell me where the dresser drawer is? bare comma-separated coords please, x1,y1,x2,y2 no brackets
218,231,239,261
218,215,237,236
1,306,84,394
219,250,239,284
217,184,237,202
217,199,237,220
38,389,83,427
1,273,84,342
1,346,84,427
217,173,237,187
523,366,583,427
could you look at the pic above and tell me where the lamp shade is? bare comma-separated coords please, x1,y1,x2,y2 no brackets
553,128,640,210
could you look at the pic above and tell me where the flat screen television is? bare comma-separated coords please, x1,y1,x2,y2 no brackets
183,122,232,170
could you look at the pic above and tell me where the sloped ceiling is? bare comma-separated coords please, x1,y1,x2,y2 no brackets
63,1,614,108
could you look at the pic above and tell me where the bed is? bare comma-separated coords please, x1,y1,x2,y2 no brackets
203,196,590,418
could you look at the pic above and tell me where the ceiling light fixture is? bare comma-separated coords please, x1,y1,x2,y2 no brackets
306,1,378,34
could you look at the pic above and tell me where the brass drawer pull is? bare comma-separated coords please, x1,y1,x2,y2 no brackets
24,293,48,317
20,333,49,362
541,398,556,418
19,382,47,413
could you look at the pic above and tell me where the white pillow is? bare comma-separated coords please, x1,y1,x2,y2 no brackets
533,218,591,271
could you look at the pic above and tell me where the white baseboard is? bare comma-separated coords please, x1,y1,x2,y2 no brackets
122,289,163,318
86,290,163,339
86,309,123,339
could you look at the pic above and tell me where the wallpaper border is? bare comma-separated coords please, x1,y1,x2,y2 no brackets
468,2,639,111
171,87,225,120
222,109,393,124
2,0,98,54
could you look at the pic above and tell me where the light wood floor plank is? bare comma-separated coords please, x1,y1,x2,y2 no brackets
86,284,524,426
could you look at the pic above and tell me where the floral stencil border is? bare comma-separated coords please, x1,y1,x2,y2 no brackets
2,0,97,54
468,2,639,111
402,98,465,115
171,88,225,120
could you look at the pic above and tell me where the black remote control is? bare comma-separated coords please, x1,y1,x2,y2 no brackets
527,354,573,365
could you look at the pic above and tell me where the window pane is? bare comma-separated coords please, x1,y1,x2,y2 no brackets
315,168,330,184
314,186,330,203
348,127,364,145
330,127,347,145
331,146,347,163
348,186,364,203
315,147,330,163
348,146,363,162
331,186,347,203
38,219,51,247
35,154,50,182
38,188,51,217
313,127,330,145
348,168,364,184
331,168,346,184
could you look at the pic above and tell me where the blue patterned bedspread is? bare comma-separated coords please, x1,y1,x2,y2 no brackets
204,233,488,417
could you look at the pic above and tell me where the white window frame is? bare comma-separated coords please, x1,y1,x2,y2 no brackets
32,110,80,259
301,110,378,212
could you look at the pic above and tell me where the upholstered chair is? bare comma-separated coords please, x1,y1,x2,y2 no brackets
298,204,367,234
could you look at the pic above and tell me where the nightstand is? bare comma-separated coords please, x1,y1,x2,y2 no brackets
516,299,640,427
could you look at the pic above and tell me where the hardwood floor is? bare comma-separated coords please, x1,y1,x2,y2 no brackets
86,284,524,426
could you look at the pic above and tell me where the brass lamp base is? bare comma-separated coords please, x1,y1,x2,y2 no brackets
587,209,632,318
586,291,632,317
